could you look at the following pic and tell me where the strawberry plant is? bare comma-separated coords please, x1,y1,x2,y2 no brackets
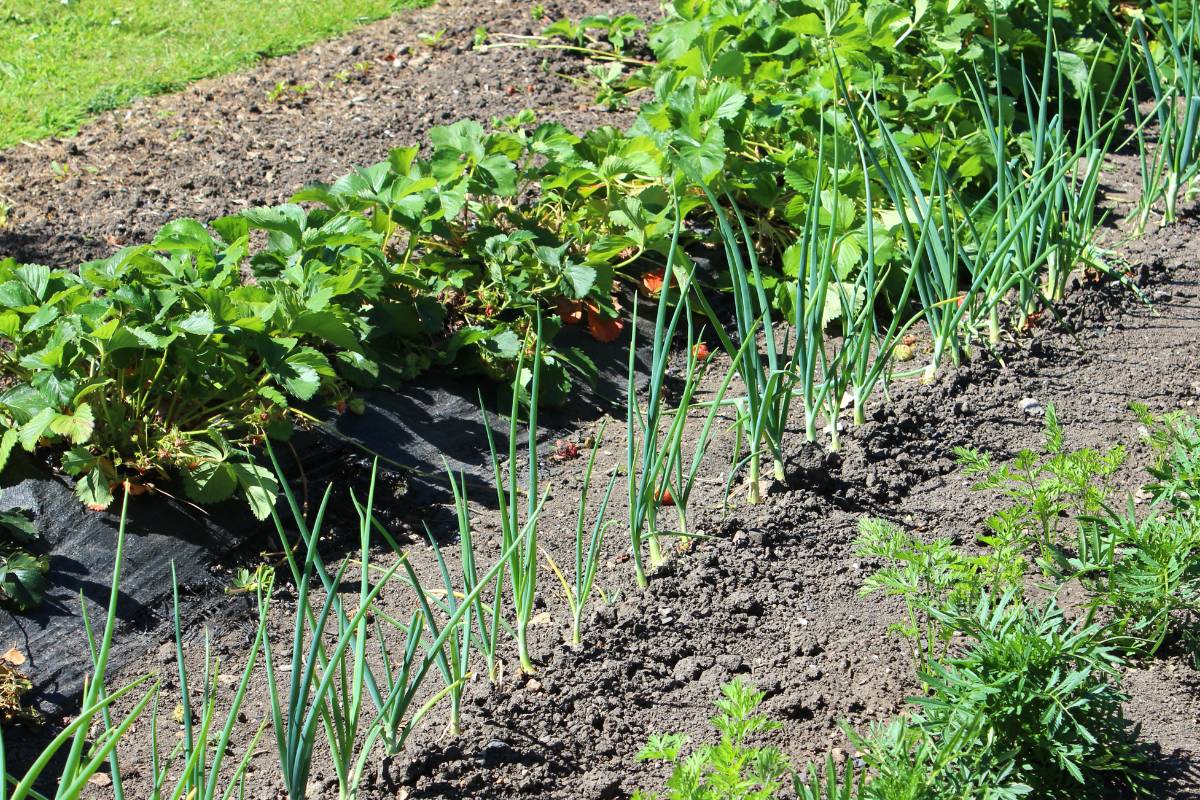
0,114,683,510
293,117,677,402
0,211,384,515
0,499,44,611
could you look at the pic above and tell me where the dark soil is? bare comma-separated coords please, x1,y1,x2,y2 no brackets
1,1,1198,798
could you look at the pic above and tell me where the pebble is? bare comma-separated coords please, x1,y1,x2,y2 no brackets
672,655,712,681
479,739,514,767
1018,397,1043,416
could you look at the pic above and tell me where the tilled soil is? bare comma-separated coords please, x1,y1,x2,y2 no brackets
1,0,1199,798
74,210,1200,800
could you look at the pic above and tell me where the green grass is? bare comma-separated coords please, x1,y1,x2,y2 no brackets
0,0,427,149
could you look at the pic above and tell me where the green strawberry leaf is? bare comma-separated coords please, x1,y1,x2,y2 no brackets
18,408,55,452
75,467,114,511
177,310,216,336
181,459,238,506
0,551,48,611
230,461,279,521
0,428,18,473
48,403,95,446
0,507,37,544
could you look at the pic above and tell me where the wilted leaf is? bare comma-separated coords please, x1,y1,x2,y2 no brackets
586,304,625,343
75,468,114,511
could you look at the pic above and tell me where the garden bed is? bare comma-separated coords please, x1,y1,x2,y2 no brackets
1,0,1198,798
29,182,1198,800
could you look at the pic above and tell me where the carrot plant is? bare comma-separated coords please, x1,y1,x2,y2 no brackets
955,404,1125,565
856,517,1026,671
1133,403,1200,509
632,681,793,800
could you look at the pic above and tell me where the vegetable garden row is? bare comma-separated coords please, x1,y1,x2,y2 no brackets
2,0,1200,797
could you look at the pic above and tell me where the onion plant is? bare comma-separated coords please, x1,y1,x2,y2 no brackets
849,116,971,384
1133,0,1200,233
128,566,270,800
262,451,532,796
780,127,861,450
628,289,747,580
842,127,923,427
624,198,749,582
481,317,548,673
444,461,505,684
408,520,475,736
355,461,515,752
545,421,618,645
2,459,533,800
260,448,447,799
964,26,1128,331
262,448,411,791
260,474,403,800
845,50,1124,385
688,184,790,502
657,330,745,531
624,244,685,581
369,608,431,755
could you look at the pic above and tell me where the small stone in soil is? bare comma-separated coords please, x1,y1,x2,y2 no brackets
1018,397,1043,415
478,739,515,767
